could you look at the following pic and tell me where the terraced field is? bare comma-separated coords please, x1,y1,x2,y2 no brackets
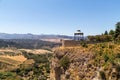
0,48,52,70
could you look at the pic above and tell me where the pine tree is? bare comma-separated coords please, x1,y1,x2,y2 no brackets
104,31,108,35
114,22,120,39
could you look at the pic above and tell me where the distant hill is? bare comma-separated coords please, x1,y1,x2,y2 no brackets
0,33,73,40
0,39,61,49
0,33,73,49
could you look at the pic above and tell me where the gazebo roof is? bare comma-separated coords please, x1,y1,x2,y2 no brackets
74,30,83,35
74,32,83,35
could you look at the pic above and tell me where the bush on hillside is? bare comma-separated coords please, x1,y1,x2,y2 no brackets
60,56,70,70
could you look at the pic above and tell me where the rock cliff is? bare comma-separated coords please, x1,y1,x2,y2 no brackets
50,43,120,80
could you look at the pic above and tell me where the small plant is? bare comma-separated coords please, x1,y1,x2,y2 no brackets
99,71,106,80
60,56,70,70
80,41,88,48
115,53,120,58
103,54,109,62
109,44,114,49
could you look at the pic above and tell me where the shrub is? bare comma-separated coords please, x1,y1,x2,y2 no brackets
0,72,22,80
103,54,109,62
60,56,70,70
116,53,120,58
99,71,106,80
80,41,88,48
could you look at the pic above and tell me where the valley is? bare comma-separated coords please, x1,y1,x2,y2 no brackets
0,47,53,80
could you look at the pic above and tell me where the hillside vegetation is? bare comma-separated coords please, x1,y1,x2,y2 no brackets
88,22,120,43
0,48,53,80
50,42,120,80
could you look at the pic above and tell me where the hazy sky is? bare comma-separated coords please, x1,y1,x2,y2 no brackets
0,0,120,36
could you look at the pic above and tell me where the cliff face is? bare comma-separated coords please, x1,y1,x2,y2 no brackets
50,43,120,80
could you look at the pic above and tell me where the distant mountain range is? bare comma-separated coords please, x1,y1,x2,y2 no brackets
0,33,73,42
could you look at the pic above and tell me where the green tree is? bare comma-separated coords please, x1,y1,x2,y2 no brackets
114,22,120,39
104,31,108,35
109,29,114,36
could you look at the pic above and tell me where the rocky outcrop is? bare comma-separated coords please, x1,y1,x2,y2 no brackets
50,46,120,80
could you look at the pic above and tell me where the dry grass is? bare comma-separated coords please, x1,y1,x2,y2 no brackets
0,49,22,55
0,57,21,66
58,42,120,55
0,48,27,66
20,49,52,54
23,59,35,64
0,55,26,71
41,38,61,43
0,49,14,52
0,55,27,62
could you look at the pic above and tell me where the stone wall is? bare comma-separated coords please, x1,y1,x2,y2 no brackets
62,40,81,47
